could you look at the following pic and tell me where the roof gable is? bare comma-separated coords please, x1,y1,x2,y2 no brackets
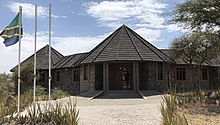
10,45,64,71
81,25,174,63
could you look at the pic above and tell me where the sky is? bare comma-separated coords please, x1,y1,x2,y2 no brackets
0,0,187,73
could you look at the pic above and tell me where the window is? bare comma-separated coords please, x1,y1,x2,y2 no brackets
84,65,89,80
157,63,163,80
56,71,61,82
202,68,208,80
73,69,80,82
176,67,186,81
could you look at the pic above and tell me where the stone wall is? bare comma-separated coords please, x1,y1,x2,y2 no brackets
174,65,211,91
138,62,215,92
80,64,95,93
147,62,170,92
139,62,170,91
53,68,80,95
210,67,220,88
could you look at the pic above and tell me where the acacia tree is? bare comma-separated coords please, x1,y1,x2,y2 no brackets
171,31,220,65
171,32,220,88
173,0,220,31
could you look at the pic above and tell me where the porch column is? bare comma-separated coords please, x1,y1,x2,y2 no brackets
106,63,109,90
137,63,139,90
103,63,106,91
103,63,109,91
133,62,136,91
133,62,139,91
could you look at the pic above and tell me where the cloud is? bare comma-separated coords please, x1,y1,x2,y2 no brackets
84,0,187,43
0,31,106,73
84,0,167,29
6,2,66,19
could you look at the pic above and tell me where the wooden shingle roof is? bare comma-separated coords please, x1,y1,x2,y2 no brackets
81,25,174,64
10,45,64,72
54,52,87,69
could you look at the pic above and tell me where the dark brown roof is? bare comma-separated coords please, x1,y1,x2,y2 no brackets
81,25,174,64
160,49,219,66
10,45,64,72
54,52,88,69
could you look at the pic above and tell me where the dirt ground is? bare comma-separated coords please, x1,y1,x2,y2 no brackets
177,102,220,125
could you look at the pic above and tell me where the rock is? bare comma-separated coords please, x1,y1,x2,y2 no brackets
207,91,217,99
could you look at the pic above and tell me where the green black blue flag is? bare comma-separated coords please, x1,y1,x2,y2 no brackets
0,12,23,47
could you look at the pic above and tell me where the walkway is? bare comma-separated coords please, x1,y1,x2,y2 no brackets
32,90,163,125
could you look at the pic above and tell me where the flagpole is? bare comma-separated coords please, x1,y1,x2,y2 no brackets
48,3,51,104
33,4,37,106
17,6,22,113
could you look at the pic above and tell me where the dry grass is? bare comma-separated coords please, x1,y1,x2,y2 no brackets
177,102,220,125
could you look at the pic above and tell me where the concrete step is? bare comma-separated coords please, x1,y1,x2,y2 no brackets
98,90,142,99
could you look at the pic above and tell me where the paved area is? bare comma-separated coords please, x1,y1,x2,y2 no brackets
24,90,163,125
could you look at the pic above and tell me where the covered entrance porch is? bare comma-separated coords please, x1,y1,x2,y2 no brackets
95,62,140,91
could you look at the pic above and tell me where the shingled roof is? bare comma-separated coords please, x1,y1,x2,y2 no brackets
81,25,174,64
160,49,220,66
10,45,64,71
54,52,88,69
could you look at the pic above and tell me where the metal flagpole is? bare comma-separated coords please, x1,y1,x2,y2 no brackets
48,3,51,104
33,4,37,105
17,6,22,113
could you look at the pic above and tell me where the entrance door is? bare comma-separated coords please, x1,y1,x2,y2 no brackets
109,63,133,90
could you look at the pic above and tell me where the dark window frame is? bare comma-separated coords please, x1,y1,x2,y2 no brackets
176,67,187,81
157,63,163,81
73,69,80,82
201,67,208,81
56,70,61,82
84,64,89,80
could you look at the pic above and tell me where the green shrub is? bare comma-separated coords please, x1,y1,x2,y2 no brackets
52,88,69,100
35,85,46,96
16,97,79,125
13,61,34,94
160,89,189,125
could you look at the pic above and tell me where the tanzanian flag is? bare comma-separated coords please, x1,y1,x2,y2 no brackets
0,12,22,47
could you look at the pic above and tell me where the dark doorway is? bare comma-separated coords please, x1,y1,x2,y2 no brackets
139,62,148,90
95,64,103,90
109,63,133,90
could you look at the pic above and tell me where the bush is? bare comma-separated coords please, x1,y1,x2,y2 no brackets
52,88,69,100
13,61,34,94
160,89,189,125
15,97,79,125
0,73,14,95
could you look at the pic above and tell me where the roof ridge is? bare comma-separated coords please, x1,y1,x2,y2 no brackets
60,54,77,68
71,53,87,67
126,27,165,62
126,26,175,62
124,26,143,61
91,27,122,62
54,56,70,68
116,26,123,60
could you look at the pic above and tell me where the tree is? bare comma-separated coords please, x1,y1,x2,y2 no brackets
0,73,14,95
170,31,220,65
173,0,220,31
13,61,34,94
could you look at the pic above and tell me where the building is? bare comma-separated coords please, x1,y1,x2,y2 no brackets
11,25,220,94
